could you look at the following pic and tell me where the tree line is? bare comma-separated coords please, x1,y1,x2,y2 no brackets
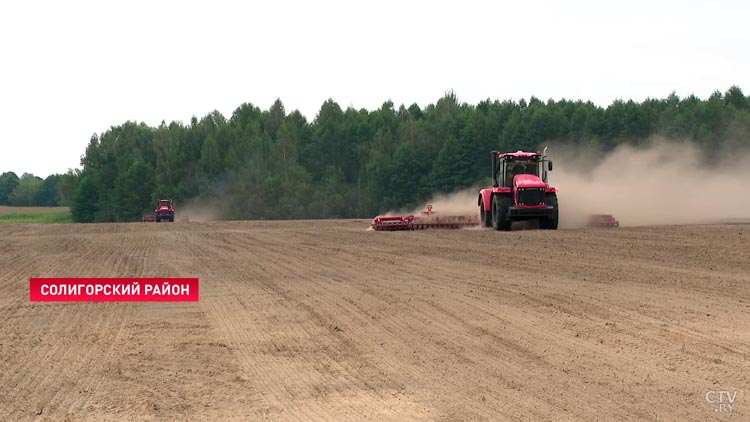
7,87,750,221
0,171,78,207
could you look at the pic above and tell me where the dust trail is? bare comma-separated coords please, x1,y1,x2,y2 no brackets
177,198,224,222
552,139,750,227
385,189,480,217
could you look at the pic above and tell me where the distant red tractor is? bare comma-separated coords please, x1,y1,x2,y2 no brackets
154,199,175,222
478,148,558,231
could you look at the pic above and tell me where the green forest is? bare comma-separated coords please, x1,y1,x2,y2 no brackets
2,87,749,222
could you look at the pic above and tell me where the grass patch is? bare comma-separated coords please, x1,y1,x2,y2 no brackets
0,207,73,223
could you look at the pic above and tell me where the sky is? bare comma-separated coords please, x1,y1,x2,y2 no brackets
1,0,748,177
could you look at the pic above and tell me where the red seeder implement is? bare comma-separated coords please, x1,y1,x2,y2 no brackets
371,205,480,231
587,214,620,227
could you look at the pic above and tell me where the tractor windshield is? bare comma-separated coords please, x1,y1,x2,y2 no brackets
158,200,170,208
504,161,539,186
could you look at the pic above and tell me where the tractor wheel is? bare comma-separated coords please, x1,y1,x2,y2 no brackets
480,204,492,227
540,194,559,230
169,217,174,222
491,195,512,231
156,217,161,223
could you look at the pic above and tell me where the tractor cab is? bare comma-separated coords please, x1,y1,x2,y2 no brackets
503,160,540,186
494,151,552,188
157,199,173,210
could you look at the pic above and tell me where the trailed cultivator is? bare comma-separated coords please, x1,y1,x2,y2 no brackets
587,214,620,228
371,205,479,231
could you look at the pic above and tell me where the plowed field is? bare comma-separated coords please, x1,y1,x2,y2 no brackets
1,221,748,421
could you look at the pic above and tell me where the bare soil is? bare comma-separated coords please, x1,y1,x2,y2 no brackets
0,220,748,421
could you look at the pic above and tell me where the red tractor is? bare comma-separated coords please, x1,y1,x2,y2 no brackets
154,198,175,222
478,148,558,231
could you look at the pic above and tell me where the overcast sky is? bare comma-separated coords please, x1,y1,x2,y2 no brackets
1,0,748,177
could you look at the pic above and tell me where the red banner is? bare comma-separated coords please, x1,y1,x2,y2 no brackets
29,278,199,302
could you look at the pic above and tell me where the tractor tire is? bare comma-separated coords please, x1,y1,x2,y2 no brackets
539,194,559,230
156,217,161,223
480,204,492,227
169,217,174,222
491,195,512,231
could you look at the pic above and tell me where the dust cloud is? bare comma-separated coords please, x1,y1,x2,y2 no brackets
177,198,224,222
386,189,480,217
552,139,750,227
387,139,750,228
